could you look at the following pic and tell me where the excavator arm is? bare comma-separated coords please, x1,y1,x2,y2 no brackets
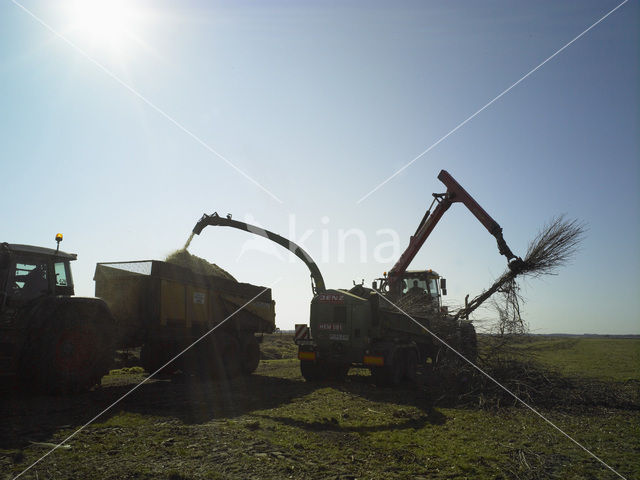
192,213,326,294
388,170,522,290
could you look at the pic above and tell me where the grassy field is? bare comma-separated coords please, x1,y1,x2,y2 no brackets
1,335,638,479
509,336,640,382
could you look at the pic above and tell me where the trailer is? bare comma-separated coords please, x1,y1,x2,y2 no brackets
94,260,275,378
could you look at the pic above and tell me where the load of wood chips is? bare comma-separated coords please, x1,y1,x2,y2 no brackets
165,249,236,282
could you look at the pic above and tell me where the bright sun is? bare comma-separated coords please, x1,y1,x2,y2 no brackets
65,0,144,56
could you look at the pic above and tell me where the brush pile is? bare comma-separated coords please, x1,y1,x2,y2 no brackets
385,292,439,316
165,249,236,281
426,356,640,412
453,216,586,324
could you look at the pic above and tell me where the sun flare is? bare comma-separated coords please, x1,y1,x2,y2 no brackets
65,0,144,56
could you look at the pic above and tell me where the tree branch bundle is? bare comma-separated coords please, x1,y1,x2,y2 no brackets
453,216,586,325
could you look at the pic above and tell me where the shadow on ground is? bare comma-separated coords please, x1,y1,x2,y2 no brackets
1,364,449,450
0,373,316,450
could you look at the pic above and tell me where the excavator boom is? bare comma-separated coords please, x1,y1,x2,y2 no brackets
388,170,521,289
192,213,326,294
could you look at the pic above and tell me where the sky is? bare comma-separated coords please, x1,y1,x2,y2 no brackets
2,0,638,334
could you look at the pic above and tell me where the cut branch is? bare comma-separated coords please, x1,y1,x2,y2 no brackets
454,216,586,322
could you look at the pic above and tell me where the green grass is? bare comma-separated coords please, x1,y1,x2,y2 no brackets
509,337,640,382
109,366,146,376
260,333,298,360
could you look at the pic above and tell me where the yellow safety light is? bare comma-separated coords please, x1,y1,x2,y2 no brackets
55,233,63,253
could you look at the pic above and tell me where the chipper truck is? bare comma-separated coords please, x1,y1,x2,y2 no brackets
191,170,523,385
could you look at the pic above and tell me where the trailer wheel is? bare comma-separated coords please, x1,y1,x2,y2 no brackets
241,338,261,375
210,333,241,379
140,343,165,374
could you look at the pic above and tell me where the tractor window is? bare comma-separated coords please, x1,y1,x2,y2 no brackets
428,278,439,300
403,278,427,295
55,262,69,286
12,261,49,299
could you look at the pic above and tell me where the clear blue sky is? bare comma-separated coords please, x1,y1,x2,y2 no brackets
2,0,638,334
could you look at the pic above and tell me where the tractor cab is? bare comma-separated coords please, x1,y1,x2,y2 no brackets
399,269,446,308
374,269,447,309
1,242,76,308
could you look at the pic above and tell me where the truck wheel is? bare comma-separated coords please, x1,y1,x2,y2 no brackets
300,360,325,382
24,309,114,394
370,366,389,386
371,349,405,386
404,349,418,383
241,338,261,375
328,363,350,381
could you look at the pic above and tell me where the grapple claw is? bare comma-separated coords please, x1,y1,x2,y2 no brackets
508,257,526,274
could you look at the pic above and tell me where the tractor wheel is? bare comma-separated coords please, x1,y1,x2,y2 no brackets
300,360,325,382
240,337,261,375
23,308,114,394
